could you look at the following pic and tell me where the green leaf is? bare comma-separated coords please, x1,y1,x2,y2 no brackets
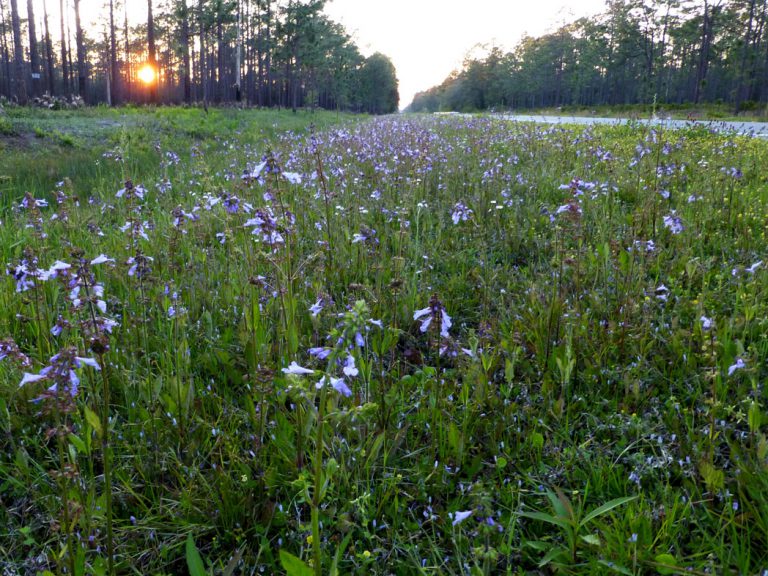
365,433,386,470
329,533,352,576
504,358,515,383
748,400,761,434
699,461,724,492
580,533,601,546
654,553,678,575
279,549,314,576
84,406,102,437
550,488,574,521
519,510,571,530
580,496,637,526
325,457,338,481
447,422,461,452
186,533,207,576
0,397,10,432
68,433,88,455
530,431,544,450
538,545,568,567
523,539,549,551
758,434,768,461
598,560,634,575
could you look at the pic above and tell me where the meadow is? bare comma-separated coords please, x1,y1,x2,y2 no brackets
1,106,767,575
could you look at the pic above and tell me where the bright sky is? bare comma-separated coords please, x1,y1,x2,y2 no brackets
34,0,607,109
324,0,608,108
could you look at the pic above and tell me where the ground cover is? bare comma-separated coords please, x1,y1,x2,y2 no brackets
1,108,767,575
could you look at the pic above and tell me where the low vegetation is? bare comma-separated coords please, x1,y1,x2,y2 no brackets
1,107,767,575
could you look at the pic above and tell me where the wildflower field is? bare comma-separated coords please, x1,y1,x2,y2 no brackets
1,107,768,575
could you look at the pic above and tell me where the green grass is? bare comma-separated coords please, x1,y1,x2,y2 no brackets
1,108,767,575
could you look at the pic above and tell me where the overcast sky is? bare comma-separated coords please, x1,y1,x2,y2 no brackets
324,0,608,108
36,0,607,109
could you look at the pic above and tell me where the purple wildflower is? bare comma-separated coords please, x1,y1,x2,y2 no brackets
414,294,452,338
309,299,325,317
728,357,746,376
451,202,472,225
308,347,332,360
663,212,684,234
317,375,351,397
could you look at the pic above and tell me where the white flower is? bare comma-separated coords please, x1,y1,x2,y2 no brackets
75,357,101,370
91,254,115,265
342,354,359,377
250,161,267,179
413,307,431,321
282,361,314,375
49,260,71,272
451,510,473,526
283,172,302,184
19,372,47,387
309,299,324,317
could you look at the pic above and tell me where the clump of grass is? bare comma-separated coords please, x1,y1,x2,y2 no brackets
0,115,15,135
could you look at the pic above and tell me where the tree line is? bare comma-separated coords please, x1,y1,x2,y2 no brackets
0,0,399,114
409,0,768,113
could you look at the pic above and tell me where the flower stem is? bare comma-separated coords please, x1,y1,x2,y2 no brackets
311,383,327,576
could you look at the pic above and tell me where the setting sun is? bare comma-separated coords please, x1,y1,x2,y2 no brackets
137,64,156,85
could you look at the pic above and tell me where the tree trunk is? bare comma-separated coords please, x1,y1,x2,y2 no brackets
235,0,242,102
74,0,86,99
43,0,55,95
181,0,191,103
124,2,130,101
655,2,671,100
216,7,224,102
109,0,118,104
736,0,757,110
264,0,272,106
257,0,264,105
60,0,69,94
246,0,255,104
147,0,157,102
1,2,14,97
9,0,26,104
694,0,718,104
26,0,40,97
198,0,207,109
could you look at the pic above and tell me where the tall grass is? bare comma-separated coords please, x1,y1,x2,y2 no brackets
1,108,767,574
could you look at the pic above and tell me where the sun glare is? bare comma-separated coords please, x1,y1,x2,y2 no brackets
138,64,156,85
